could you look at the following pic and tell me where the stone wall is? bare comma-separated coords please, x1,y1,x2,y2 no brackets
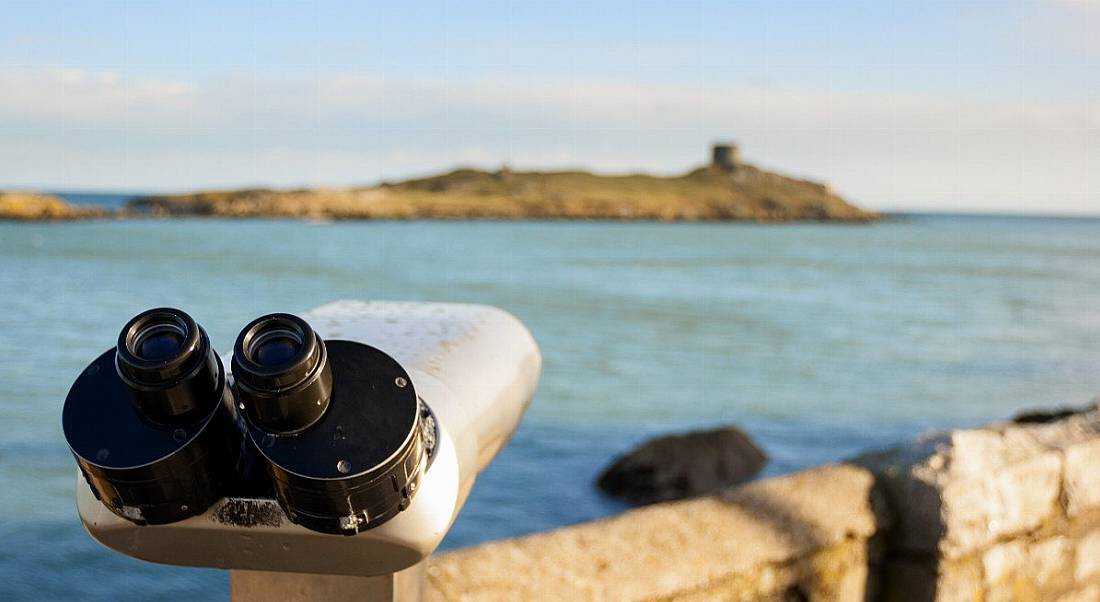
864,407,1100,602
424,405,1100,601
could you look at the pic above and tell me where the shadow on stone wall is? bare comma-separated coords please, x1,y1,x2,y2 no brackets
718,486,830,601
860,465,944,602
712,464,890,601
848,434,951,602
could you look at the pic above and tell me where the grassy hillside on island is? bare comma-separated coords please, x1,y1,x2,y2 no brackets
0,192,110,221
130,163,876,222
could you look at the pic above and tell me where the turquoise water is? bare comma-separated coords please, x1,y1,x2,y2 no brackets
1,216,1099,600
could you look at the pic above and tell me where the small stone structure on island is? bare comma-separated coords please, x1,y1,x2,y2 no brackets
425,400,1100,601
712,142,742,172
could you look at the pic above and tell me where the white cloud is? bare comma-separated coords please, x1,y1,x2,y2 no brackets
0,68,1097,214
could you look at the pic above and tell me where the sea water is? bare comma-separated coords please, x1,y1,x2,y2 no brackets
1,215,1098,600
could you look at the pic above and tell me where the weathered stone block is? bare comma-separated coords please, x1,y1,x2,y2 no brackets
1029,536,1073,593
984,540,1028,586
1056,584,1100,602
808,539,871,601
946,430,1062,556
1065,440,1100,517
982,537,1074,601
1076,529,1100,584
1029,537,1073,598
860,426,1062,560
985,578,1042,602
930,558,983,602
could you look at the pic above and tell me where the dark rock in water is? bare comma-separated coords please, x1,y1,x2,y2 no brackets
596,426,767,505
1012,406,1086,424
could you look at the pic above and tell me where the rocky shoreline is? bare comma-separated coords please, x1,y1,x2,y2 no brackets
2,163,876,223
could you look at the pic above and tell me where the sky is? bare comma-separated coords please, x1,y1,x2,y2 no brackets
1,0,1098,215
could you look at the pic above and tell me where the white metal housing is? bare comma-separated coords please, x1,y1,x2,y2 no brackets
75,301,541,577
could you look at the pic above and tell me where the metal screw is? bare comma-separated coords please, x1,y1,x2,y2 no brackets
336,460,351,474
395,377,408,388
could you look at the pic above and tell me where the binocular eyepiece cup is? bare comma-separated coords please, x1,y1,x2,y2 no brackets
115,308,222,425
62,308,237,525
231,313,333,434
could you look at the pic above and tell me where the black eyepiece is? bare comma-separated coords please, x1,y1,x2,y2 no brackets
232,313,332,434
62,307,238,525
115,308,220,425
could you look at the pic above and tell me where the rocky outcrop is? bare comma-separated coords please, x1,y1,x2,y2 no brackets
426,402,1100,601
1011,406,1087,424
596,426,768,504
0,192,109,220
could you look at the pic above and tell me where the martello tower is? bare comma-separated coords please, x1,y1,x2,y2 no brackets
711,143,741,171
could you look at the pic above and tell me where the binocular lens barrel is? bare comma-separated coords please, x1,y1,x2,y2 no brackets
231,313,333,433
63,307,430,535
115,308,223,425
62,308,236,525
234,314,428,535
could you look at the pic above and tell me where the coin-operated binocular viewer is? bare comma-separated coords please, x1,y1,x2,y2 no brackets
62,301,540,601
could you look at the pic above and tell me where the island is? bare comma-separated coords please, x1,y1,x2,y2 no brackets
131,145,874,222
3,145,877,222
